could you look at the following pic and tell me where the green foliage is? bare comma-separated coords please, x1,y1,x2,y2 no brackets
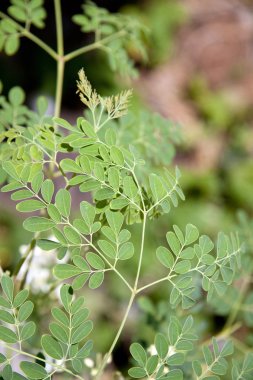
72,1,147,77
0,1,249,379
0,0,46,55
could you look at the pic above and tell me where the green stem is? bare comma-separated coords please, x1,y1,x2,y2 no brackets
54,57,65,118
54,0,64,56
54,0,65,117
134,213,147,290
94,292,136,380
0,12,58,60
224,277,250,330
64,30,126,62
95,213,147,380
137,275,168,294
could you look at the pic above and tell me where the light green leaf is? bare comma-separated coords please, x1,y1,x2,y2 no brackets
18,301,34,322
80,201,95,227
174,260,191,274
0,310,15,324
55,188,71,218
20,362,47,379
51,307,69,327
54,264,82,280
185,224,199,245
71,320,93,344
72,308,89,328
163,369,183,380
0,326,18,343
20,321,36,341
166,232,180,255
105,128,116,146
16,200,45,212
192,360,202,377
98,240,116,259
167,353,185,366
110,146,124,165
11,189,33,201
149,173,166,202
1,275,14,301
41,334,64,360
130,343,147,366
73,256,90,271
106,210,123,235
72,273,89,290
128,367,147,378
61,158,83,174
110,197,129,209
23,217,55,232
89,272,104,289
123,176,138,200
64,225,82,245
13,289,29,308
108,167,120,190
41,179,54,203
47,204,61,222
54,117,76,131
37,239,61,251
49,322,68,343
146,355,159,375
31,172,44,193
86,252,105,269
220,340,233,357
118,242,134,260
1,181,23,192
5,35,20,55
155,333,168,359
156,246,174,268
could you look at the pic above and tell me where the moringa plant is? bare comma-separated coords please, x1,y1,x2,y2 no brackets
0,1,252,380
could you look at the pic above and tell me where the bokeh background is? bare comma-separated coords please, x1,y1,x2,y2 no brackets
1,0,253,370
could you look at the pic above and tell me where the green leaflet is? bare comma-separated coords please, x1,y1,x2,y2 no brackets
16,199,45,212
23,217,55,232
41,334,64,360
20,362,47,380
55,188,71,218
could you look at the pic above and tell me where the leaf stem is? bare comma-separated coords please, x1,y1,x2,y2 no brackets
54,0,65,118
223,277,250,330
64,30,126,62
0,12,58,60
137,275,168,294
94,292,136,380
134,213,147,290
95,213,147,379
54,0,64,56
54,57,65,118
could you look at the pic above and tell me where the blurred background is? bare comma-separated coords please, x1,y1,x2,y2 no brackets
1,0,253,370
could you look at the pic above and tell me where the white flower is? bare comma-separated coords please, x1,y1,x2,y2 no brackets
168,346,176,357
84,358,94,368
147,344,157,356
17,235,69,294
